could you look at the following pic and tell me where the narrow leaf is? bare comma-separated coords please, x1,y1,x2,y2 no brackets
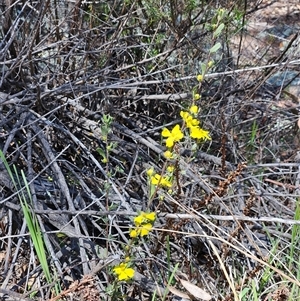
179,279,212,300
209,42,221,53
213,23,225,38
200,62,206,76
167,285,191,299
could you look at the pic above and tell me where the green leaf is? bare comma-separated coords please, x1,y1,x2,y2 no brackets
200,62,206,76
213,23,225,38
209,42,221,53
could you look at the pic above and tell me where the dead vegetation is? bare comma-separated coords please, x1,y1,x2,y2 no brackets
1,0,300,300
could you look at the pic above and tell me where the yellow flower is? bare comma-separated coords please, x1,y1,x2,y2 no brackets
164,150,174,159
134,212,156,227
129,229,138,238
151,174,161,186
146,167,155,177
180,111,188,120
181,111,200,129
151,174,172,188
208,60,214,68
161,177,172,188
113,263,135,281
167,165,174,173
197,74,203,82
142,212,156,222
162,124,183,148
189,126,211,140
140,223,153,237
131,212,156,238
193,93,201,100
189,105,199,115
134,215,144,226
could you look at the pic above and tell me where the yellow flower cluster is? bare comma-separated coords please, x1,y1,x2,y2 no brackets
113,262,135,281
113,212,156,282
180,105,211,141
151,173,172,188
129,211,156,238
147,167,173,189
161,105,210,150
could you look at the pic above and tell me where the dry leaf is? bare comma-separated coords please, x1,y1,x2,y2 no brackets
167,285,191,300
179,279,212,301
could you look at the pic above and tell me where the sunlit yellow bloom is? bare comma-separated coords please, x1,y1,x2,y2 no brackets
189,126,211,140
142,212,156,222
134,215,144,226
134,212,156,227
181,111,200,129
167,165,174,173
162,124,184,148
197,74,203,82
208,60,214,68
188,118,200,128
193,94,200,100
129,229,138,238
180,110,188,119
113,263,135,281
140,223,153,237
164,150,174,159
146,167,155,177
161,177,172,187
151,174,172,188
190,105,199,115
180,111,200,128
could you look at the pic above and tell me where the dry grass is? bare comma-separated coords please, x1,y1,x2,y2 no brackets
1,0,300,300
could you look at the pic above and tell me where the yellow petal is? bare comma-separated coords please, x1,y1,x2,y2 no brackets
146,167,154,177
144,212,156,222
134,215,144,226
151,174,161,185
164,150,173,159
140,223,152,237
118,267,135,281
197,74,203,82
193,94,200,100
190,105,199,114
190,127,211,140
129,229,138,238
165,137,175,148
162,128,171,137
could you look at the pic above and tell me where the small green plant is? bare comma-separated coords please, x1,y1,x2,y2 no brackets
107,9,231,299
288,198,300,299
97,113,116,164
0,150,59,295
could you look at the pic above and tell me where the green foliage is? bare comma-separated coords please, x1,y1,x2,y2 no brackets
0,150,59,295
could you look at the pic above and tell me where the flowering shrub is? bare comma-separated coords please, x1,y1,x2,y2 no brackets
110,9,229,297
112,75,210,291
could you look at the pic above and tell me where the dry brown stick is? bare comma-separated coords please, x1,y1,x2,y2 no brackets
0,289,36,301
